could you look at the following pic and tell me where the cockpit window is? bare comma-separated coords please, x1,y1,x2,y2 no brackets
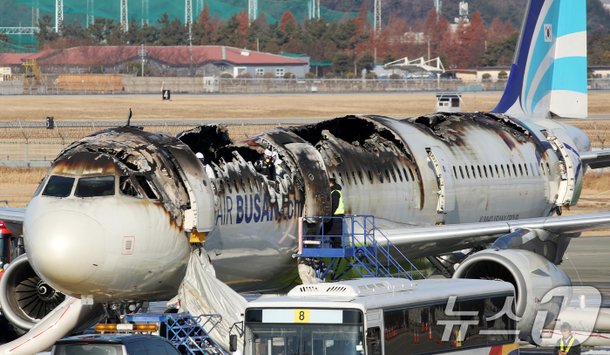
135,175,159,200
119,176,142,198
42,175,75,198
33,176,48,197
75,176,115,198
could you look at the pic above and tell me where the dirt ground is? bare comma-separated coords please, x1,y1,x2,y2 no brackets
0,91,608,121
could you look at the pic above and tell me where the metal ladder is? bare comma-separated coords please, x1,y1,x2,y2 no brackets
163,313,227,354
295,215,425,281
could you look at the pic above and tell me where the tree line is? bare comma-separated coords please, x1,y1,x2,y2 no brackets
34,5,609,77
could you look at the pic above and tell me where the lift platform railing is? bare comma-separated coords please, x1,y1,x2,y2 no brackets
296,215,424,281
164,313,227,354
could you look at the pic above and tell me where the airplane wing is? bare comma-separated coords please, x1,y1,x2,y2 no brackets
580,150,610,169
0,207,25,236
378,212,610,259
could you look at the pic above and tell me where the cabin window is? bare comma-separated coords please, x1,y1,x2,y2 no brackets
395,167,403,182
506,164,511,177
465,166,470,179
495,165,500,177
368,170,374,183
352,171,358,185
390,169,397,183
452,166,458,179
403,168,410,182
409,169,415,181
471,166,477,179
488,165,494,178
75,176,115,198
478,165,483,178
42,175,75,198
483,165,488,178
459,166,465,179
512,164,518,176
530,163,537,176
358,171,364,184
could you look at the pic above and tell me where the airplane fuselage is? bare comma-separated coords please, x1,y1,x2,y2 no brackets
23,113,589,301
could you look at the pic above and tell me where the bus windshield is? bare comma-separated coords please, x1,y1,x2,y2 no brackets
245,323,364,355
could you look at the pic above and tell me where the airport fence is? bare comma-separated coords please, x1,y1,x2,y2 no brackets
0,120,302,167
2,76,503,95
2,77,610,95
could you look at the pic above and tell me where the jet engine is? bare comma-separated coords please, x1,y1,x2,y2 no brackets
453,249,571,342
0,254,65,331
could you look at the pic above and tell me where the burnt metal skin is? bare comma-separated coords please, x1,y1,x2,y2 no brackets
23,112,587,300
178,113,583,291
24,128,195,301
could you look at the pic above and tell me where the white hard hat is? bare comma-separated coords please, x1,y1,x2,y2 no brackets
264,149,273,157
195,152,204,159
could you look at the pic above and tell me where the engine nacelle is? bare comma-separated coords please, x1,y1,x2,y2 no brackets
0,254,65,331
453,249,571,342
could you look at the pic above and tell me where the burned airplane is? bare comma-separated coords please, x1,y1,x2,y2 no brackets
2,0,610,352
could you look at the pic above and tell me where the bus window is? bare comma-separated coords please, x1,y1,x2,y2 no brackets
366,327,381,355
244,309,364,355
245,323,363,355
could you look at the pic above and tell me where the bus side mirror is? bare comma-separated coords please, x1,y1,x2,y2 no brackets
229,334,238,352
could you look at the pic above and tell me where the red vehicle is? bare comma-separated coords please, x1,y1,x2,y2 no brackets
0,220,13,278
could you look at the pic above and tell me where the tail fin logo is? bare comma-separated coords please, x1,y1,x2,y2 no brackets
493,0,587,120
544,24,552,42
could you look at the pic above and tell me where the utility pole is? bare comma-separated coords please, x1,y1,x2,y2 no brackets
185,0,193,39
434,0,442,17
141,0,149,26
86,0,95,27
55,0,63,33
308,0,320,20
120,0,129,32
196,0,203,17
248,0,257,25
374,0,381,34
31,0,40,27
139,44,146,77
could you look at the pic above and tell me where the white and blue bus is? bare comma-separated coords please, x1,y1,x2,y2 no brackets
239,278,519,355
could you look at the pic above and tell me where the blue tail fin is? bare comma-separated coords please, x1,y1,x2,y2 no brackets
493,0,587,119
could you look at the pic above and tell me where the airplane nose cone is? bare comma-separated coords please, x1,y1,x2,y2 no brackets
26,211,106,294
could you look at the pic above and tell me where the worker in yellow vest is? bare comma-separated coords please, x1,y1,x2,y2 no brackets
324,178,345,248
554,322,580,355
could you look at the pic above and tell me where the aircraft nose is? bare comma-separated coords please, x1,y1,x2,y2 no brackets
26,211,106,293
